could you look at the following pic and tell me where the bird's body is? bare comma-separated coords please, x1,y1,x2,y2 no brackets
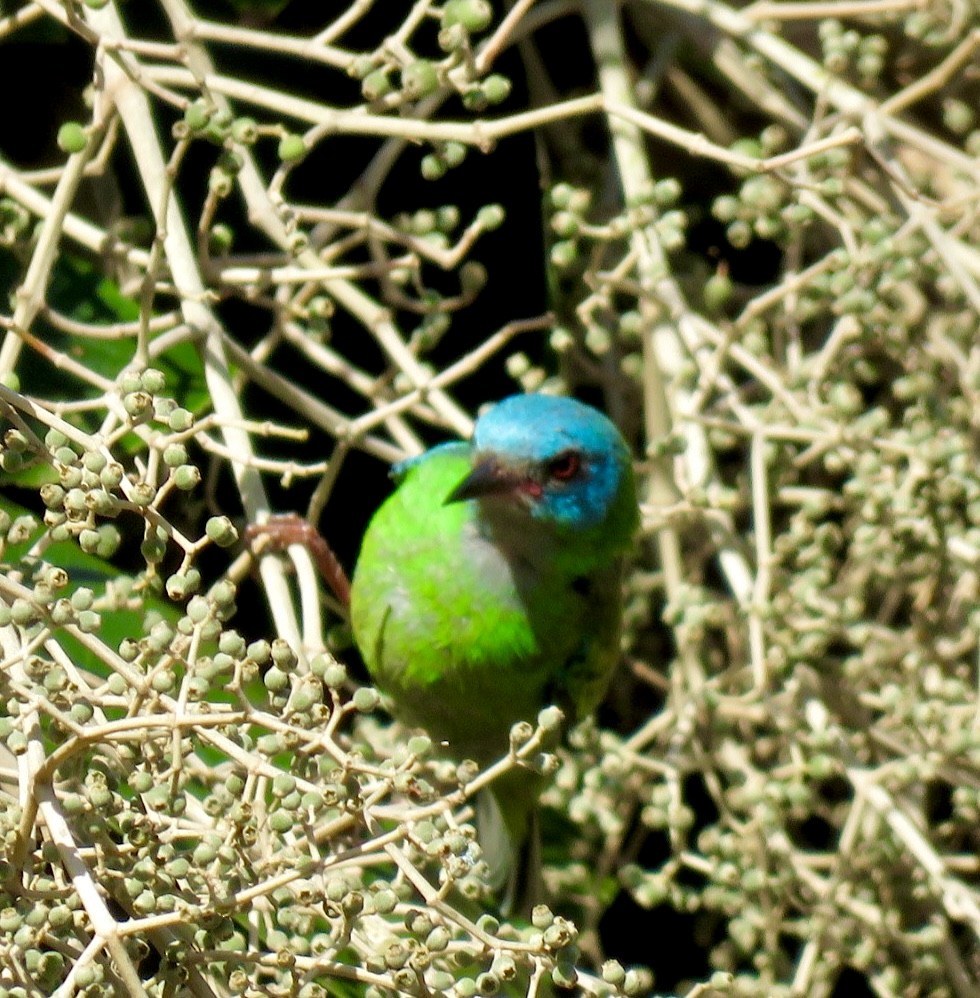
349,395,639,857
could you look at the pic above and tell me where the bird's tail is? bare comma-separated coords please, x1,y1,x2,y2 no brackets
476,786,543,918
503,807,542,918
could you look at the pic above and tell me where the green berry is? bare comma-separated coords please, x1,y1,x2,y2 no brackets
57,122,87,154
476,204,504,230
184,100,212,133
550,240,578,269
269,809,293,833
140,368,166,394
483,75,511,105
163,443,188,467
208,169,233,198
205,516,238,547
602,960,627,986
704,272,733,313
421,154,447,181
401,61,439,100
442,0,493,33
362,69,393,102
173,465,201,490
278,134,306,162
209,223,234,254
168,408,194,432
441,142,466,168
353,687,380,712
264,666,289,692
232,116,259,144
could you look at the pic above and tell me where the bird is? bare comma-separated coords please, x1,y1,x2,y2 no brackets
348,393,640,902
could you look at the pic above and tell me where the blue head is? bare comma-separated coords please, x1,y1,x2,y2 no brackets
446,395,637,541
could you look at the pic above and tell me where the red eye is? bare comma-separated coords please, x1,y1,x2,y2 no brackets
547,451,581,481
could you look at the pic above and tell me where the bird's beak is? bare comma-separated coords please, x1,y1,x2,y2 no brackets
444,455,524,505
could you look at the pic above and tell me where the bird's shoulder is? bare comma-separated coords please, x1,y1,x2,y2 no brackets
358,443,473,555
390,441,470,485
